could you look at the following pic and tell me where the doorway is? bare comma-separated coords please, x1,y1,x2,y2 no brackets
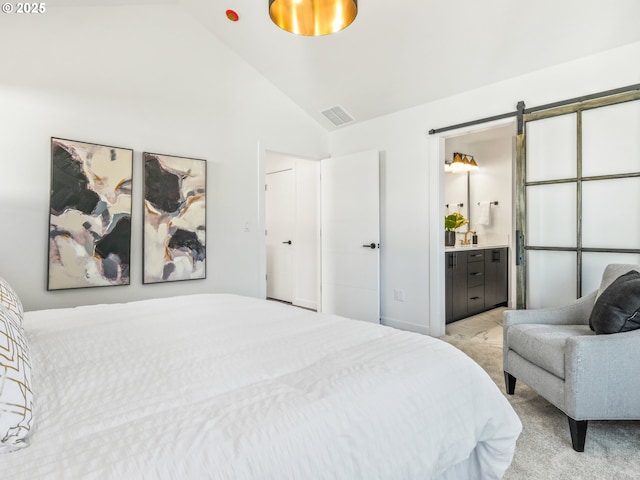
261,147,381,321
264,151,320,310
429,118,517,337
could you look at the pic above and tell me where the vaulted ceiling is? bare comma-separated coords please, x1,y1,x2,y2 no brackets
45,0,640,130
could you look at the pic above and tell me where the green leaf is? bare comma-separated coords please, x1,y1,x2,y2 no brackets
444,212,468,231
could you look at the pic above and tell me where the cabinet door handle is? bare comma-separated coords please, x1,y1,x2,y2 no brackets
470,296,481,300
470,272,484,276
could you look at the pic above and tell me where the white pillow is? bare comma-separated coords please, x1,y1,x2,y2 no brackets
0,304,33,453
0,276,23,326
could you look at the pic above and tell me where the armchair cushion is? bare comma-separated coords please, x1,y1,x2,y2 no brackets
589,270,640,334
507,324,594,379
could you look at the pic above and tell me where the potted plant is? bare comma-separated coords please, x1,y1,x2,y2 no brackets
444,212,468,246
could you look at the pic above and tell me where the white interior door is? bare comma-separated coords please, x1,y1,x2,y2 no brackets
321,150,380,323
266,169,295,302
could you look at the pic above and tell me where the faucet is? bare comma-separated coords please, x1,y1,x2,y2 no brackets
462,230,476,246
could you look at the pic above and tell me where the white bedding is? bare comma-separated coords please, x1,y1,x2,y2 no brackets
2,294,521,479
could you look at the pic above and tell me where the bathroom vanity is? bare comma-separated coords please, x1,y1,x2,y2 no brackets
445,246,508,324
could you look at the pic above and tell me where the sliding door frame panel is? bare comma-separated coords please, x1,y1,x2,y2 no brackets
516,89,640,308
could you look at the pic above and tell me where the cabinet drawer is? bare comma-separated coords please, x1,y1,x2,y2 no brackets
468,262,485,287
467,251,485,263
468,285,484,313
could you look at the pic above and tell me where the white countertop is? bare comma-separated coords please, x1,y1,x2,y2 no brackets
445,244,509,252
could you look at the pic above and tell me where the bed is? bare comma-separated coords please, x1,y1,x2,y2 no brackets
1,292,521,479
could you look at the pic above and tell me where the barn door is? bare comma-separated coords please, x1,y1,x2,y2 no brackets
516,90,640,308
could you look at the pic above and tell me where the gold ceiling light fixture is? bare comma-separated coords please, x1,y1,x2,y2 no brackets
268,0,358,36
445,152,479,173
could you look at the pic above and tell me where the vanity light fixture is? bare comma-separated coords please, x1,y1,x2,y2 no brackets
445,152,478,173
268,0,358,36
464,155,479,171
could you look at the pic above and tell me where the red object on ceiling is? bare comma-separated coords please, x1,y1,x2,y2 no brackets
226,9,239,22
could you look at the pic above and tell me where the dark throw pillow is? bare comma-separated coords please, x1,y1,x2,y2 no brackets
589,270,640,334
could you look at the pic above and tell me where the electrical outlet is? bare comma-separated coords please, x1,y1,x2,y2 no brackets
394,289,405,302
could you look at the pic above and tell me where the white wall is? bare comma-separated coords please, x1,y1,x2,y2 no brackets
465,137,513,245
444,173,468,222
329,41,640,335
0,5,328,311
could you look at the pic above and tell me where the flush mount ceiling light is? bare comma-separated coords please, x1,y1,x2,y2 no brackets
445,152,479,173
269,0,358,36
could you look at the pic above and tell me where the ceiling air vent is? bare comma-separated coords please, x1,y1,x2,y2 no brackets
321,105,354,127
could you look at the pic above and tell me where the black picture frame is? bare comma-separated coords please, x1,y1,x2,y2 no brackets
142,152,207,284
47,137,133,290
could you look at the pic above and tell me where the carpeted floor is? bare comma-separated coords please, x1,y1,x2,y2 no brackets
441,308,640,480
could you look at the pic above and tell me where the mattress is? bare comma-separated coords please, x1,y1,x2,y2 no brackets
2,294,521,479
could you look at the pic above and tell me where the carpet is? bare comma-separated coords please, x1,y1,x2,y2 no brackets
441,308,640,480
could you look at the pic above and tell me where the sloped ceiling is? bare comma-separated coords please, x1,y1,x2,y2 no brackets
44,0,640,130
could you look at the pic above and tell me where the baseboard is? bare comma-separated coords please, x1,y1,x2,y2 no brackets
381,316,430,335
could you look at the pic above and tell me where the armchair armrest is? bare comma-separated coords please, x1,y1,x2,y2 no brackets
565,328,640,420
503,290,597,332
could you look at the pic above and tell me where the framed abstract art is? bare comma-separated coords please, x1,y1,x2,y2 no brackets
48,138,133,290
143,152,206,284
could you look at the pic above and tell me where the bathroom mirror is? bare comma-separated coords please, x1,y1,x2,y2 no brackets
444,170,470,230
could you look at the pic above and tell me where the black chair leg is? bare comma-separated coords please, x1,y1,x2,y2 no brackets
504,371,516,394
568,417,588,452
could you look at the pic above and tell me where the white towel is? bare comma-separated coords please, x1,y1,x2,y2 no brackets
478,201,491,225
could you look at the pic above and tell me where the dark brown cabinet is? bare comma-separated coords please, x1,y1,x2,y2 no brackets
445,247,508,324
445,251,468,322
484,248,508,308
467,251,486,315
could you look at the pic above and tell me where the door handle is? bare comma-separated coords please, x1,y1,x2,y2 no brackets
516,230,523,266
282,240,292,245
362,243,377,249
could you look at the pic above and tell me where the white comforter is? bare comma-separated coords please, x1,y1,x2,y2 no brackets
2,294,521,479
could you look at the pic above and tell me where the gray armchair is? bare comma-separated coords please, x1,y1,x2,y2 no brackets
503,264,640,452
